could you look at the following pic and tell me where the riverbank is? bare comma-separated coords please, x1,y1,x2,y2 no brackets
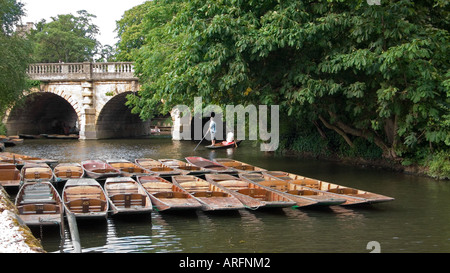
278,149,447,180
0,186,45,253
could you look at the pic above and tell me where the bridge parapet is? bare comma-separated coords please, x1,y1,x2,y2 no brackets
27,62,138,82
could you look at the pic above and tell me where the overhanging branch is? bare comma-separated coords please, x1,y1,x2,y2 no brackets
319,111,397,159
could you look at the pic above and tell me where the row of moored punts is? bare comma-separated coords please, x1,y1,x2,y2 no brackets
0,152,394,227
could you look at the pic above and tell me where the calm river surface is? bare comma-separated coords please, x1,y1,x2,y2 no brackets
6,137,450,253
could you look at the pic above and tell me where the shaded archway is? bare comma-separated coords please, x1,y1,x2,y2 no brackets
96,92,151,139
5,92,78,136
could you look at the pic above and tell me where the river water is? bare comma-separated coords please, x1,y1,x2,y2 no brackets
6,137,450,253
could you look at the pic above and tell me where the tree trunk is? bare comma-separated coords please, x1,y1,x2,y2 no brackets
318,115,354,147
319,111,398,160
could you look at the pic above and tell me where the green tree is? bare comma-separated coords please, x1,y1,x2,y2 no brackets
116,0,186,118
96,44,116,62
115,1,156,62
0,0,32,124
30,10,101,63
0,0,23,33
124,0,449,170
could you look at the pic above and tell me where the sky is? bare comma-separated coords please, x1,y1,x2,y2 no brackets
20,0,147,46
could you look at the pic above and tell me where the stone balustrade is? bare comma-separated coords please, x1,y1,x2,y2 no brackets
27,62,138,81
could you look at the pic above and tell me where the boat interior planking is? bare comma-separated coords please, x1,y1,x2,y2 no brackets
1,152,394,226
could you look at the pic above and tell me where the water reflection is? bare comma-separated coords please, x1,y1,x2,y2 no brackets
7,138,450,253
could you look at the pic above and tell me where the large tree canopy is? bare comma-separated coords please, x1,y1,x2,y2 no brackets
120,0,449,171
30,10,101,63
0,0,32,117
0,0,23,33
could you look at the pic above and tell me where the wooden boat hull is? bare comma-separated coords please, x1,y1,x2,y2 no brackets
158,159,210,175
265,171,395,206
63,179,109,219
213,158,266,173
15,182,63,226
54,163,85,183
81,160,121,180
240,173,346,207
206,140,241,149
205,174,266,209
21,163,55,183
0,153,25,167
205,174,298,209
45,134,79,139
185,157,237,174
18,210,62,226
18,134,43,139
104,177,152,215
0,152,58,167
135,158,181,177
137,176,202,211
172,175,245,211
107,159,151,177
0,163,22,188
4,138,24,147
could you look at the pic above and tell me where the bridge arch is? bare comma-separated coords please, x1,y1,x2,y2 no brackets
95,92,151,139
9,62,160,139
5,91,80,136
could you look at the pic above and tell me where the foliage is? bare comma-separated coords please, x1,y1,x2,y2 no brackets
0,0,23,34
96,45,116,62
29,10,101,63
118,0,449,175
0,0,32,117
427,150,450,180
116,0,185,118
115,1,161,61
278,112,383,160
0,122,6,135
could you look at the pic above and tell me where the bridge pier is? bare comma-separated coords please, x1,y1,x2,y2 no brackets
79,81,97,140
79,108,97,140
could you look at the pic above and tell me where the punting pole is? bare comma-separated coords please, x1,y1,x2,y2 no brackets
59,206,65,252
66,212,81,253
194,131,209,151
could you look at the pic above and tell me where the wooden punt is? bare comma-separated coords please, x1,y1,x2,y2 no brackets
0,163,22,188
206,140,242,149
62,179,109,219
135,158,181,177
0,152,58,167
81,160,121,180
171,175,245,211
45,134,79,139
213,158,266,173
15,182,63,226
185,157,237,174
106,159,151,177
0,153,25,167
54,163,84,183
21,163,55,183
265,171,395,205
239,172,346,207
104,177,152,215
205,174,298,209
3,136,24,147
6,138,24,146
18,134,43,139
158,159,210,175
137,175,202,211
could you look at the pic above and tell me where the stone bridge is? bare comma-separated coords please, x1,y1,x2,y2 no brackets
3,62,157,139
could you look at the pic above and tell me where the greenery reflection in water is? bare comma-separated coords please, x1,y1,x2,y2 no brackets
8,138,450,253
